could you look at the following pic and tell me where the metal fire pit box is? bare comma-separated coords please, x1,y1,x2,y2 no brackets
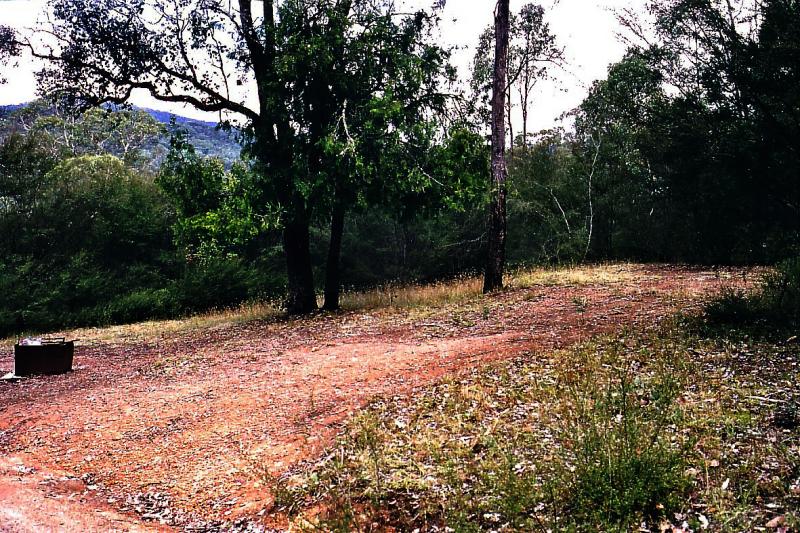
14,339,74,376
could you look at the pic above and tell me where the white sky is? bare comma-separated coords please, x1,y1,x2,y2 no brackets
0,0,647,131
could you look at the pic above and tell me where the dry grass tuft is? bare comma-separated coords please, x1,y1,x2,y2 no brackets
508,263,638,288
338,275,484,312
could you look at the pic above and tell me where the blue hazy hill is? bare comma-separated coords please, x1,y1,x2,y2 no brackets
0,103,242,168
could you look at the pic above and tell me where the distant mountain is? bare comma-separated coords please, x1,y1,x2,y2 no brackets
0,103,242,169
140,108,217,127
136,107,242,168
0,104,26,120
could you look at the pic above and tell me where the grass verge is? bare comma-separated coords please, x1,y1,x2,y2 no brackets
1,300,283,347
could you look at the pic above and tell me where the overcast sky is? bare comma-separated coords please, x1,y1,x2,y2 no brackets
0,0,647,131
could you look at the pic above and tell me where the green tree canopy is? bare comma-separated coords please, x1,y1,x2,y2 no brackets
34,0,456,313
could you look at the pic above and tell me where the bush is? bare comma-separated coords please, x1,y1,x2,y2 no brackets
557,365,689,529
705,257,800,330
173,257,257,313
762,257,800,322
704,287,757,324
0,147,184,336
102,288,178,324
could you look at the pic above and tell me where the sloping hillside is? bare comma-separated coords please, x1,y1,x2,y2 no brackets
0,103,241,168
2,265,784,532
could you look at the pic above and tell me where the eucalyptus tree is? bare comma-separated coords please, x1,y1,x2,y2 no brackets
476,1,562,292
512,4,563,144
484,0,511,293
278,3,455,310
11,101,163,166
471,3,563,149
471,1,562,292
27,0,453,314
610,0,800,261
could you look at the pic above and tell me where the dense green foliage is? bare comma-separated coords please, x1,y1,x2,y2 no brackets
38,0,465,313
0,142,174,333
0,25,18,85
0,113,273,336
485,0,800,267
0,104,489,335
571,0,800,262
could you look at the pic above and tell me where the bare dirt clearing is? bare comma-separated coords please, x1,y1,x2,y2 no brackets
0,265,752,531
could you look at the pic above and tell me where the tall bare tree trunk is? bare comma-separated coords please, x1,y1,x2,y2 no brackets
520,81,529,148
484,0,510,294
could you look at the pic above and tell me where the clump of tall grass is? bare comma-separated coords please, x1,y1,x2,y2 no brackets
338,274,484,311
552,340,691,529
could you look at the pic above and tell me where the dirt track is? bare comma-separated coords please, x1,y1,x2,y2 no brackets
0,265,751,531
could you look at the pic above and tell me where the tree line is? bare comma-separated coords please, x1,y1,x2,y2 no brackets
0,0,797,334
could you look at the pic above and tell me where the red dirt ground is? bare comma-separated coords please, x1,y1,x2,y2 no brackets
0,265,753,531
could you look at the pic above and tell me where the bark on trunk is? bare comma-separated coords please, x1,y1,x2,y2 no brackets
323,203,346,311
283,203,318,315
253,122,317,315
484,0,511,294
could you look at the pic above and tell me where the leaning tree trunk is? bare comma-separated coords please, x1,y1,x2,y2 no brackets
484,0,511,294
283,199,318,315
323,202,347,311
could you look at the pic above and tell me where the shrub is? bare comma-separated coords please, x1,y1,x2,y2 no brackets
102,288,178,324
705,257,800,330
173,257,256,313
556,365,689,529
704,287,757,324
761,256,800,322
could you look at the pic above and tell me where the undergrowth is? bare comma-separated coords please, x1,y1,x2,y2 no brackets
704,257,800,334
337,263,634,313
5,263,638,345
556,343,691,528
